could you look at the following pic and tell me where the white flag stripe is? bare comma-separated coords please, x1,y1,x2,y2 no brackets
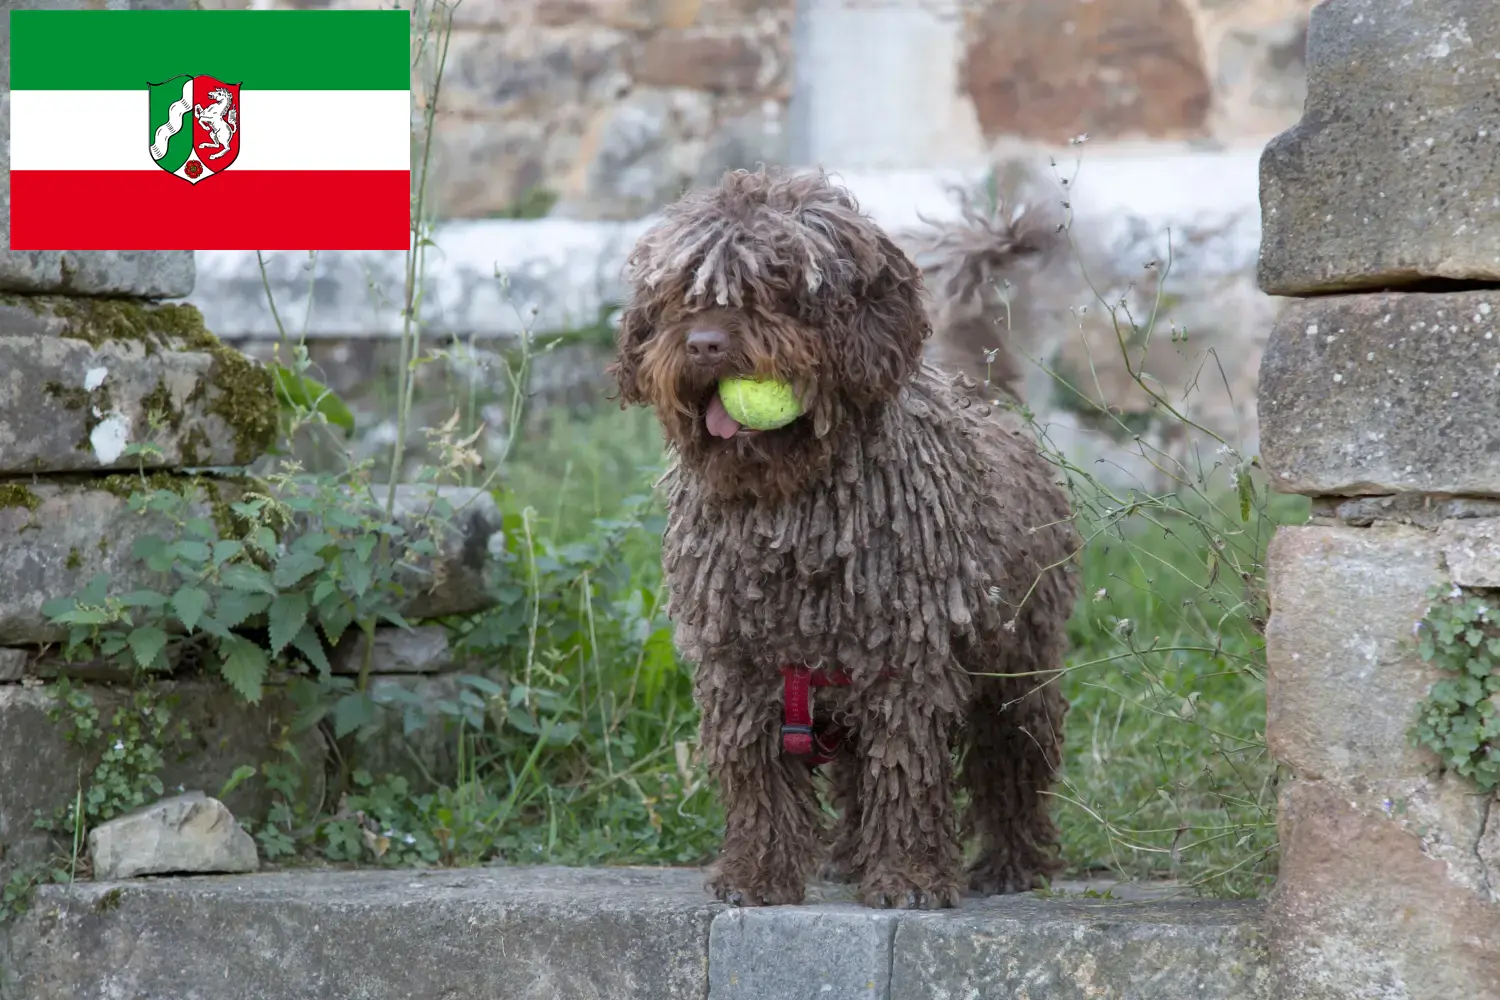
10,89,411,172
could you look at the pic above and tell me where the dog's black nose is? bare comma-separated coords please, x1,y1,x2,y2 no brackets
686,328,729,363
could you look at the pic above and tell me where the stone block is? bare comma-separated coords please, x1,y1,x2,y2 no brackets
1264,524,1447,783
1436,519,1500,589
1268,779,1500,1000
709,904,898,1000
330,625,455,675
0,647,27,681
0,301,276,473
0,682,325,874
888,896,1269,1000
1315,495,1500,531
1257,291,1500,497
0,479,236,645
1258,0,1500,295
0,253,195,299
2,867,717,1000
353,484,505,621
361,674,465,789
0,481,501,644
88,792,259,880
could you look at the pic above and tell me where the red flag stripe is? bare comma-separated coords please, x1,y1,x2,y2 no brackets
10,170,411,251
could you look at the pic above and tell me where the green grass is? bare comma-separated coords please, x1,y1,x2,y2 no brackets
297,401,1303,898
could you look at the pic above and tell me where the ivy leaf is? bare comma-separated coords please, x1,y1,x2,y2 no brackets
184,517,218,541
171,585,212,632
212,539,245,567
219,636,269,703
332,691,376,738
273,551,325,589
221,564,277,595
271,364,356,436
214,590,272,630
127,626,169,670
169,539,213,567
120,589,168,609
267,591,311,657
290,623,332,676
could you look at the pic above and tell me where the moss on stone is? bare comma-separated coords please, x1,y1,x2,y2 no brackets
66,547,83,570
201,349,277,465
47,298,218,355
0,483,42,513
41,299,275,465
180,424,212,468
140,378,185,434
96,472,247,539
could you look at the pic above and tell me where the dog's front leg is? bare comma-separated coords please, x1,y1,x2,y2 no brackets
848,690,964,909
696,661,822,906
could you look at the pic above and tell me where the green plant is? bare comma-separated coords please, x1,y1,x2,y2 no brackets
1412,585,1500,791
38,678,189,841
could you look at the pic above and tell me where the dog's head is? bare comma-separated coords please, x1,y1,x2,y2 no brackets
608,167,930,499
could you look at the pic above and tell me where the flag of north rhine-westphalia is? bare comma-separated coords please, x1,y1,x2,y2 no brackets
8,10,411,251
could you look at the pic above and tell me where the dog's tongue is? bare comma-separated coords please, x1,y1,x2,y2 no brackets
705,392,741,439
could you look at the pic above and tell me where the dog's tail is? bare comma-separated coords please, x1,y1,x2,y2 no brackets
910,180,1061,403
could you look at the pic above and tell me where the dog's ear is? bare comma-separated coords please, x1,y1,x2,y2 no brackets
605,302,653,407
835,235,930,407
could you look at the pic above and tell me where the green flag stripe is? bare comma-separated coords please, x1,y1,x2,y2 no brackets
10,10,409,91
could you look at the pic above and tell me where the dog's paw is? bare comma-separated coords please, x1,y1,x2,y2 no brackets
706,873,806,907
858,873,961,910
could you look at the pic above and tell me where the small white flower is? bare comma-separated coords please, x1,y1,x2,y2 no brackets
1093,588,1108,602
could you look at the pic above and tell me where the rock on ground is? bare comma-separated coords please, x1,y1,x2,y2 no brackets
88,792,258,880
0,682,325,876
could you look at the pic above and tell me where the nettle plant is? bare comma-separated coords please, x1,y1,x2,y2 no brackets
1412,584,1500,792
41,468,426,737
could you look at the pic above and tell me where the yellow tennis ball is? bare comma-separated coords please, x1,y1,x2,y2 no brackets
718,377,803,430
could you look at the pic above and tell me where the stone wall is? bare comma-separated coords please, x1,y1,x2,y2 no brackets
1255,1,1500,997
232,0,1312,221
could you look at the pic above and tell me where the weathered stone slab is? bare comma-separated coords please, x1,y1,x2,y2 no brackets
2,867,717,1000
0,301,276,472
1258,0,1500,295
1268,779,1500,1000
0,481,501,643
88,792,259,880
1315,495,1500,530
1436,519,1500,589
1264,525,1447,784
1257,292,1500,497
0,682,325,875
709,904,898,1000
0,253,195,299
361,674,464,789
889,895,1269,1000
346,484,504,621
330,624,454,675
0,647,27,681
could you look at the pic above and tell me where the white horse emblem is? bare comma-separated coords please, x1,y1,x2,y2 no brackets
194,87,238,161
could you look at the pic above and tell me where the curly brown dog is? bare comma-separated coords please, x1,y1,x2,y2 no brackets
608,167,1080,909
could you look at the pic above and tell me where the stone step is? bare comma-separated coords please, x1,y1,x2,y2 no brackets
0,299,276,474
0,481,503,644
0,866,1269,1000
